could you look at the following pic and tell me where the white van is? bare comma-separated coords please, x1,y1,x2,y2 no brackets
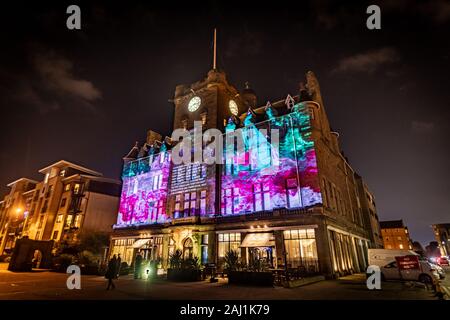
368,249,440,284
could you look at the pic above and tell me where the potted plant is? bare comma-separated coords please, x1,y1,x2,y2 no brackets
167,250,202,281
226,250,274,286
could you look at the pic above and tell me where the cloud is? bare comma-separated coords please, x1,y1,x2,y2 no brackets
332,47,400,74
411,121,435,134
1,49,102,114
33,52,101,101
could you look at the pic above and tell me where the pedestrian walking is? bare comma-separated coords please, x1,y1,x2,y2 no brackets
105,255,117,290
134,251,143,279
116,254,122,279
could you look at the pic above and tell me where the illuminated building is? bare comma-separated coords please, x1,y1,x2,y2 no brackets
110,65,379,277
432,223,450,256
0,160,121,256
380,220,413,250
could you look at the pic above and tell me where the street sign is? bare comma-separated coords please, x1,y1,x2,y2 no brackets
395,255,420,270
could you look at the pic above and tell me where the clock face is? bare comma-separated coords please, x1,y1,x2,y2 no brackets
229,99,239,116
188,96,201,112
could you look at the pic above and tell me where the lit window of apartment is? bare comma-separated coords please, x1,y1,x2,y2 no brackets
183,193,191,217
44,173,49,184
399,244,404,249
73,184,81,194
60,170,66,177
65,215,73,228
74,215,81,228
56,214,63,223
64,184,71,192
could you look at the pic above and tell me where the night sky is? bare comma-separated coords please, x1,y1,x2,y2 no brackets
0,1,449,245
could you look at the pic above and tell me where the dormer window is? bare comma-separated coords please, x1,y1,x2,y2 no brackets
60,170,66,177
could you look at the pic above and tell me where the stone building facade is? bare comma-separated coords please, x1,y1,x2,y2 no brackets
110,68,380,278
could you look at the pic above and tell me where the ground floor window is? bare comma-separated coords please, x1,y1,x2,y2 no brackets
283,229,318,272
218,233,241,267
111,238,135,265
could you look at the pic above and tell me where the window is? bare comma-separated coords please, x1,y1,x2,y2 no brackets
56,214,63,223
52,231,59,240
286,178,301,208
38,215,44,228
201,234,208,264
200,190,207,215
65,215,73,228
73,184,81,194
64,184,71,192
183,193,190,217
60,198,67,208
60,170,66,177
283,229,318,269
190,192,197,215
174,195,181,218
44,173,49,184
218,233,241,259
41,200,48,213
399,244,404,249
74,215,82,228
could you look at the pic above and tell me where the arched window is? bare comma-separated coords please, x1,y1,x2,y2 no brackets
183,238,193,259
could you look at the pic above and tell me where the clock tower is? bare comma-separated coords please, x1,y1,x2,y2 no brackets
172,69,244,132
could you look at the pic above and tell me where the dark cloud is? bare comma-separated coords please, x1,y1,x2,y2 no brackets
332,47,400,74
1,48,101,114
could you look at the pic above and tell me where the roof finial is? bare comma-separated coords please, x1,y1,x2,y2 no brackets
213,28,217,70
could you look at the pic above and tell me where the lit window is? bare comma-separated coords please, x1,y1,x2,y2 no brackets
65,215,73,228
56,214,63,223
283,229,318,269
399,244,404,249
74,215,81,228
44,173,49,184
73,184,81,194
218,233,241,259
60,170,66,177
64,184,71,192
200,190,207,215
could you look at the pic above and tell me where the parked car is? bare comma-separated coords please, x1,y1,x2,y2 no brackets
427,260,446,279
368,249,440,284
437,256,449,266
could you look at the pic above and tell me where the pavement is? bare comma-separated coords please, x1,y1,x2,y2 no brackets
0,262,447,300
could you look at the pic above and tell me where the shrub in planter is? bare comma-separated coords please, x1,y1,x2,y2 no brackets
78,250,100,275
52,254,75,272
167,252,202,282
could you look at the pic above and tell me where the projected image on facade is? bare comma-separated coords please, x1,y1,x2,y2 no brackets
221,103,322,215
116,151,172,226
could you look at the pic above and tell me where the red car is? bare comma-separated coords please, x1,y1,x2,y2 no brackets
437,256,449,266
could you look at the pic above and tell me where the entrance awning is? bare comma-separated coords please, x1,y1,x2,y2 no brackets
240,233,274,247
132,239,150,248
